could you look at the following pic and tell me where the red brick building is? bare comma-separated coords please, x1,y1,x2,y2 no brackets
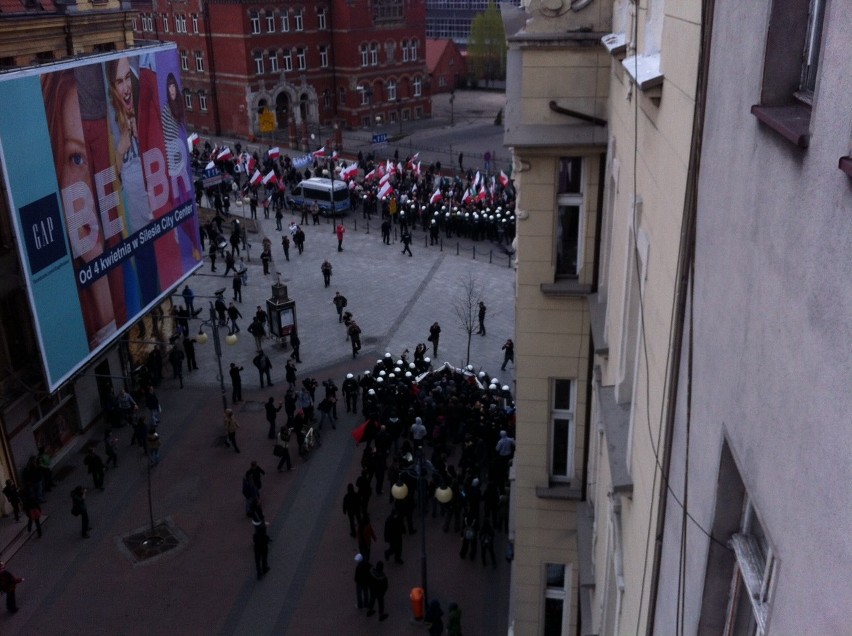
425,38,465,93
132,0,431,141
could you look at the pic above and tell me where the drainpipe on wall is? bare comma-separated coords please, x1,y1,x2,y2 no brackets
202,0,221,135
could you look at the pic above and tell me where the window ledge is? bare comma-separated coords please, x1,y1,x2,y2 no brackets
601,32,626,60
541,279,592,297
750,104,810,148
622,53,663,91
839,156,852,178
588,293,608,355
536,482,582,500
595,369,633,494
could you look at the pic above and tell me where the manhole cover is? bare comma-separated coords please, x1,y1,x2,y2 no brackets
363,336,379,344
119,518,187,565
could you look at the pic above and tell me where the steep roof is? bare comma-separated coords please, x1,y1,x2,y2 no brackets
425,38,453,74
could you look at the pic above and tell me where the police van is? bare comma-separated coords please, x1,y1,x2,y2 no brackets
286,177,350,215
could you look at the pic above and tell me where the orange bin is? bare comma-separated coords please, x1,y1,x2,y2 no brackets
410,587,425,620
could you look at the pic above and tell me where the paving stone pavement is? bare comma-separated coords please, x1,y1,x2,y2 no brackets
0,199,516,634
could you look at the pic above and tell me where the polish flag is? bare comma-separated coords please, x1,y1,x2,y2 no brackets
268,147,281,159
386,159,395,174
476,184,487,202
377,181,394,199
250,170,263,186
248,156,257,174
262,170,278,185
364,168,377,181
332,150,339,160
187,132,200,149
205,161,216,171
340,163,358,180
217,147,233,161
408,152,420,166
430,188,442,204
379,172,392,186
463,188,474,204
499,170,510,187
312,146,327,158
397,162,404,175
473,171,481,188
277,180,287,192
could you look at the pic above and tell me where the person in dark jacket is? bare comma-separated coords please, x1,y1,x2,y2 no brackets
252,521,271,580
366,560,389,620
71,485,90,538
383,509,405,564
354,553,371,610
342,483,360,537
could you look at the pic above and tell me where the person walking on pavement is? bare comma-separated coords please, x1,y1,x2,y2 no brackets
400,229,413,256
227,302,242,334
321,259,333,288
183,334,199,371
0,560,23,614
2,479,21,522
232,271,243,303
252,520,271,580
248,316,266,352
276,426,293,472
285,359,298,391
477,300,487,336
224,250,236,277
342,483,360,537
182,284,195,315
230,363,244,403
253,351,273,388
168,346,185,388
348,321,362,358
383,509,405,564
336,223,346,251
366,560,389,621
281,234,290,261
342,373,359,413
381,219,391,245
224,408,240,453
104,429,118,468
333,291,348,323
84,447,105,491
289,329,302,363
21,490,42,538
265,397,283,440
70,485,91,538
428,322,441,357
501,338,514,370
354,553,371,610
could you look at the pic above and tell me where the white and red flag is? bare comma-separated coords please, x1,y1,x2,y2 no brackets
312,146,327,158
250,170,263,186
217,147,233,161
430,188,443,204
262,170,278,185
476,185,487,202
364,168,377,181
187,132,200,149
340,163,358,180
205,161,216,171
248,156,257,174
379,172,392,186
499,170,510,187
473,171,481,189
377,181,394,199
268,147,281,159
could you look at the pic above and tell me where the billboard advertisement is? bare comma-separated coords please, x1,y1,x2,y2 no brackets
0,45,203,391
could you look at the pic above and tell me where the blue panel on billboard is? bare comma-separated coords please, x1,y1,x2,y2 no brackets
19,194,68,275
0,45,203,392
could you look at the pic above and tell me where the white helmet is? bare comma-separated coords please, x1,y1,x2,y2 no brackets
368,389,376,395
346,373,354,379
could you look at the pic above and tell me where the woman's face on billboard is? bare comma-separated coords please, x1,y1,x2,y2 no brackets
112,57,134,115
60,86,89,188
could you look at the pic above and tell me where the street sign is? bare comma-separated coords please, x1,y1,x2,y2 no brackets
372,133,388,144
201,167,223,188
259,110,276,133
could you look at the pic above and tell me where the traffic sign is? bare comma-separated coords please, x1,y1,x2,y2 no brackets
372,133,388,144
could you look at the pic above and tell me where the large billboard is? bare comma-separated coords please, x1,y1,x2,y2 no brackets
0,45,203,391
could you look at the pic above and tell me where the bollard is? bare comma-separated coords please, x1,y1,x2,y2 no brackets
473,245,476,260
410,587,425,621
353,217,357,232
456,242,460,256
489,249,493,264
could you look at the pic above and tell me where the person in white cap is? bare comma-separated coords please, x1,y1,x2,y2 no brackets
411,417,427,447
342,373,359,413
354,553,372,610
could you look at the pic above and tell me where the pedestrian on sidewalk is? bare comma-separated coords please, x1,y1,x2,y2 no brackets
104,429,118,468
224,409,241,453
70,486,90,538
252,520,271,580
381,219,391,245
2,479,21,522
366,560,389,621
227,302,242,334
336,223,346,251
357,513,376,561
232,272,243,303
383,509,404,564
321,259,333,288
0,560,23,614
265,397,283,440
285,359,298,391
21,490,42,538
147,431,162,465
428,322,441,357
425,600,444,636
253,351,273,388
343,483,360,537
281,234,290,261
447,602,463,636
401,229,413,256
354,553,371,610
333,291,348,323
289,329,302,363
230,363,244,403
477,300,487,336
276,426,293,472
501,338,514,370
84,447,106,491
168,346,185,388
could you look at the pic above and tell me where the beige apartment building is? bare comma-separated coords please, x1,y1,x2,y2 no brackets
501,0,610,633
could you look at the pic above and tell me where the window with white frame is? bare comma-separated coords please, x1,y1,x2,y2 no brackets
555,156,584,278
387,79,396,101
317,7,327,29
386,42,395,64
322,89,331,109
266,13,275,32
254,52,264,75
296,47,306,70
544,563,571,636
283,50,293,71
360,44,369,67
163,14,170,32
410,39,418,61
281,11,290,32
294,9,303,31
413,76,421,97
370,43,379,66
550,378,575,481
180,50,189,71
192,14,199,33
250,11,261,34
359,85,370,105
176,14,187,33
319,45,329,68
194,51,204,72
725,499,776,636
199,90,208,111
131,16,138,31
184,89,192,109
401,39,409,62
269,50,279,73
338,86,346,107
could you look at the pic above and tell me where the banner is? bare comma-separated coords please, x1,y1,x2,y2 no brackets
0,45,203,391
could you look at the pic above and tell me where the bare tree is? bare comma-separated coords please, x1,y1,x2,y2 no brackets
452,274,484,366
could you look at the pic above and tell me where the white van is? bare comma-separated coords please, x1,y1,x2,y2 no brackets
286,177,350,215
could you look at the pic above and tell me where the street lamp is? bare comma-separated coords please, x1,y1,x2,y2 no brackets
195,302,237,411
391,448,453,614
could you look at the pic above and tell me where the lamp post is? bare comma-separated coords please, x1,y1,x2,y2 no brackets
195,302,237,411
391,448,453,614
